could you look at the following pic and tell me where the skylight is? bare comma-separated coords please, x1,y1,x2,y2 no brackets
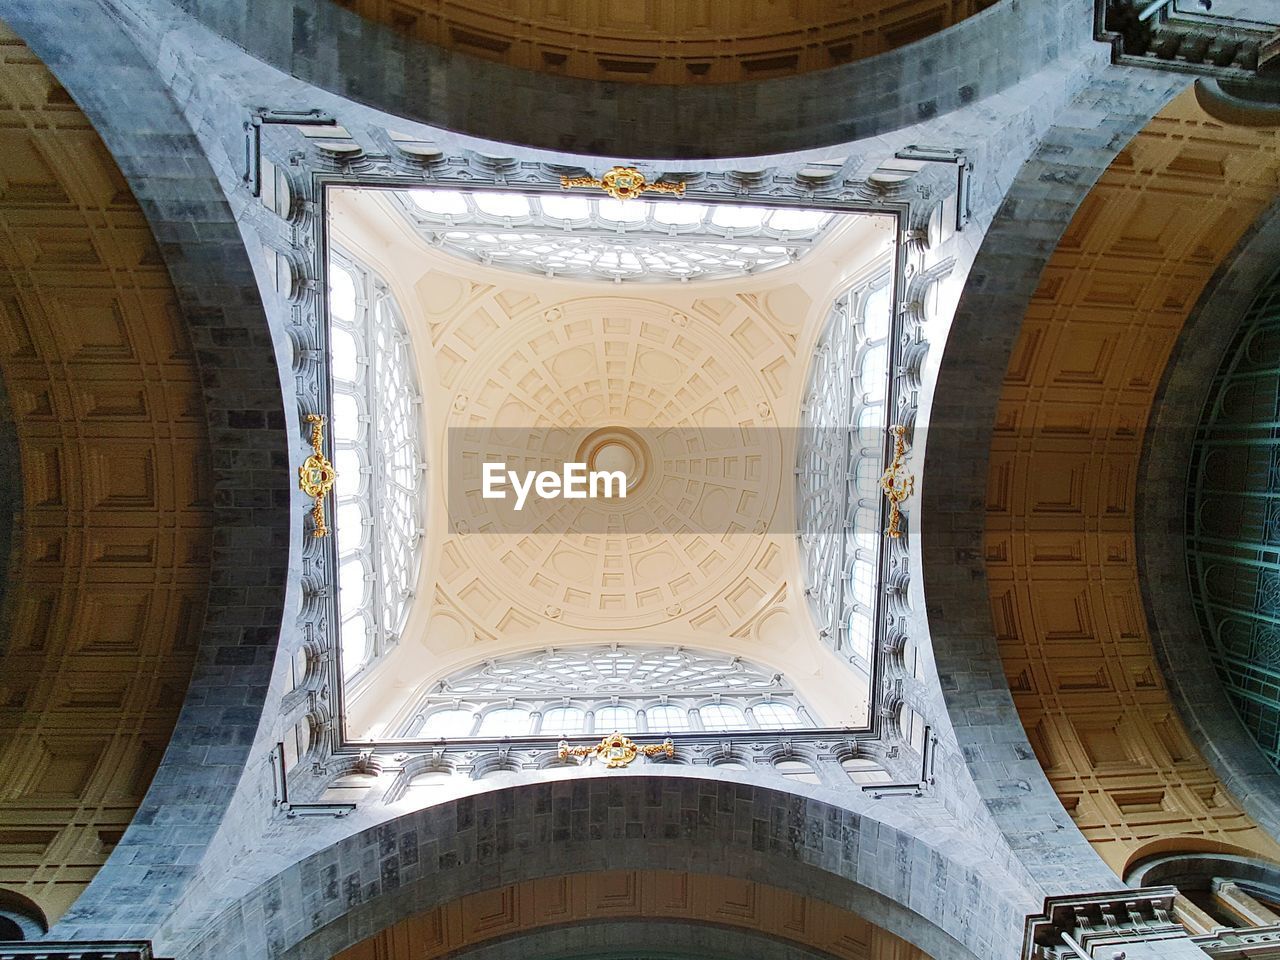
392,189,839,283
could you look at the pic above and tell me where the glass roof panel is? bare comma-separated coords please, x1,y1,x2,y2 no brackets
388,188,844,283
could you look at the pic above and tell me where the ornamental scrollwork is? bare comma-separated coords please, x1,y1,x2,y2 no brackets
299,414,337,538
880,425,915,539
558,732,675,768
560,165,685,201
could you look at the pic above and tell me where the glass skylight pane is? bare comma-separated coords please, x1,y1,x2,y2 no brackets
478,708,532,736
419,709,475,738
539,195,590,220
863,285,891,340
410,189,468,215
769,209,829,232
646,704,689,732
332,393,360,442
595,705,637,733
341,620,368,670
652,203,706,225
712,205,766,229
474,192,530,218
754,702,801,729
701,704,747,730
331,328,359,382
540,707,586,735
597,198,646,223
860,345,887,399
330,265,356,322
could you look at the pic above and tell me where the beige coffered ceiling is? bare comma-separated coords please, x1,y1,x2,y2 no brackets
986,87,1280,875
330,188,895,738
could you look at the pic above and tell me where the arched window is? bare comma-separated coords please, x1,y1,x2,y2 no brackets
797,269,894,672
392,190,840,284
402,645,815,738
329,251,425,679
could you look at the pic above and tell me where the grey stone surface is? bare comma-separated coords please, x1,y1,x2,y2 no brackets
0,3,1256,959
1136,195,1280,844
914,66,1189,895
185,776,1012,960
0,0,295,942
171,0,1097,159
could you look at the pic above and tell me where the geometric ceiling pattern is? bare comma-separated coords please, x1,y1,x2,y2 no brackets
332,869,931,960
0,23,212,924
986,88,1280,875
335,0,998,84
329,190,893,739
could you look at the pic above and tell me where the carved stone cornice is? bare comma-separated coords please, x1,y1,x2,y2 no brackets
1097,0,1280,92
0,944,154,960
1022,887,1194,959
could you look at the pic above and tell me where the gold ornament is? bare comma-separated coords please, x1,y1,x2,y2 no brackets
558,732,675,768
879,425,915,539
298,414,337,538
559,165,685,202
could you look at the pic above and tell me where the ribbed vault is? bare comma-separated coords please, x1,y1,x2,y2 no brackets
984,87,1280,874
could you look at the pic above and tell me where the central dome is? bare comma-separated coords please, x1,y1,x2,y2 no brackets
577,427,649,493
444,294,785,630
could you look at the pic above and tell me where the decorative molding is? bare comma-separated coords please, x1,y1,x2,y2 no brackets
558,732,675,767
0,945,154,960
1022,887,1190,959
559,165,685,201
298,414,336,538
880,426,915,540
1096,0,1280,88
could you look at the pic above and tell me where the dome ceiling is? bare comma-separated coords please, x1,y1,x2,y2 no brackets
331,0,997,85
327,186,895,739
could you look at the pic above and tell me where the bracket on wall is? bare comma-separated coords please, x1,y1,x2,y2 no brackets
269,742,355,819
861,726,936,798
893,146,972,231
244,108,336,198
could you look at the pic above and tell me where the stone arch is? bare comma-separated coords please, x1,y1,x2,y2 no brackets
359,921,835,960
0,0,293,939
0,19,216,923
0,889,47,941
166,0,1089,158
924,76,1280,889
917,67,1189,891
180,777,1017,960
